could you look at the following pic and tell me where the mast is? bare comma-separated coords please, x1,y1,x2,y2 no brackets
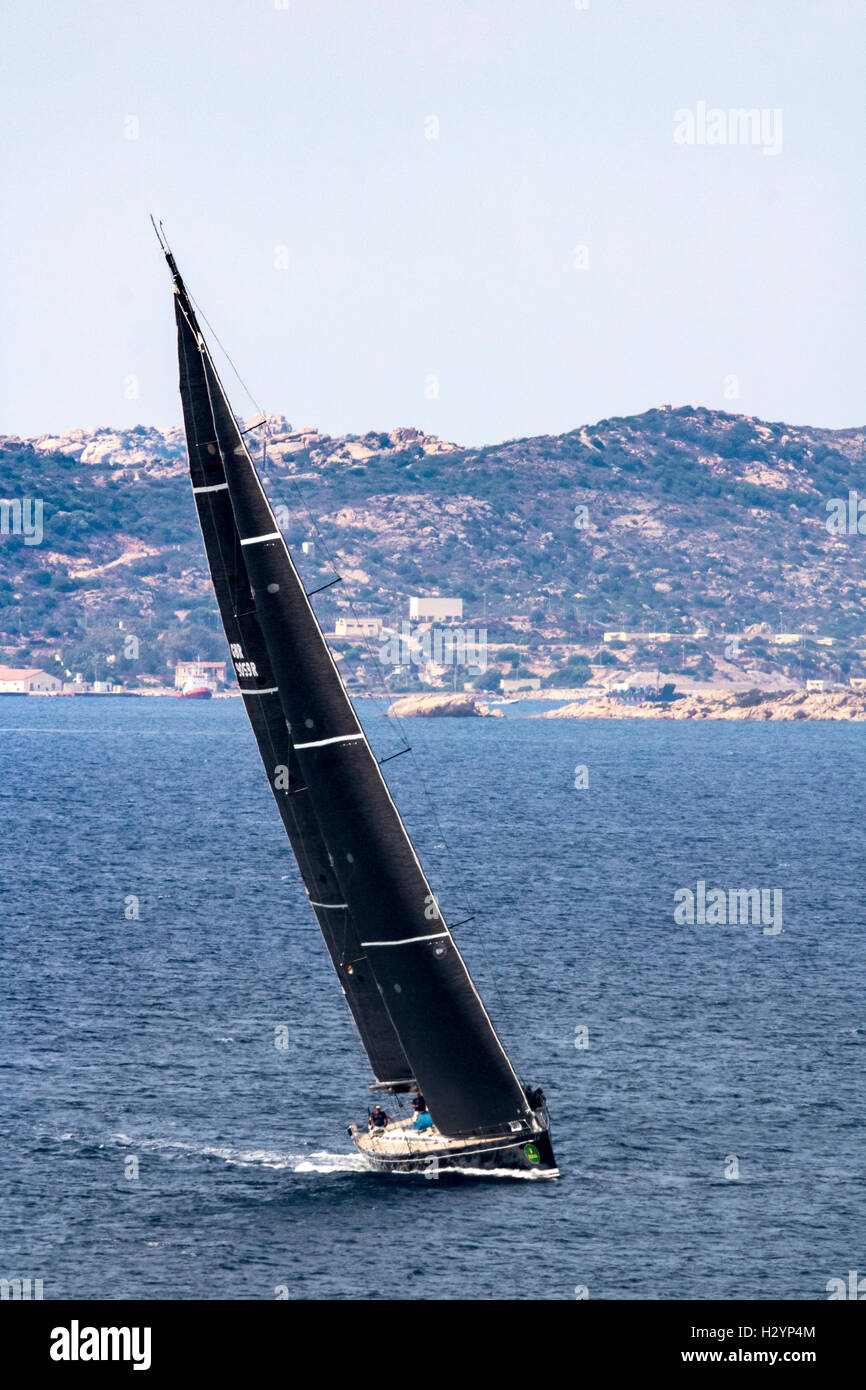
163,241,535,1139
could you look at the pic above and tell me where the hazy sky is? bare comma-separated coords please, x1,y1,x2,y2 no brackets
2,0,863,444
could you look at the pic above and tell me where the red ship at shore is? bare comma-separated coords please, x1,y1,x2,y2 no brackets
175,682,213,700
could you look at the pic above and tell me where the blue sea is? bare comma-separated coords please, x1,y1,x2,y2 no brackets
1,695,863,1300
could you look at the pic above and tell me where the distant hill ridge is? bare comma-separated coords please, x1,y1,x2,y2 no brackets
1,405,865,683
16,416,457,473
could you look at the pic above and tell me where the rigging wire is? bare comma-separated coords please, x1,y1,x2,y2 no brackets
152,217,270,425
187,289,269,425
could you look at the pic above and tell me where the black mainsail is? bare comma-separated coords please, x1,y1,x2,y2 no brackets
173,279,410,1089
162,238,552,1158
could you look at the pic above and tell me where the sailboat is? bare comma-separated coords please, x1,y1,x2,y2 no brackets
157,231,558,1177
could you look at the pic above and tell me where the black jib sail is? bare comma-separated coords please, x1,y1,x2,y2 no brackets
164,244,535,1140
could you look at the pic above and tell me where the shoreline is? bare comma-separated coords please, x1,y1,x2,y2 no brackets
535,691,866,722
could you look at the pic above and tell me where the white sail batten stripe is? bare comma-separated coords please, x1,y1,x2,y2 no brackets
240,686,278,695
309,901,348,909
193,482,229,494
360,931,450,948
240,531,282,546
294,732,365,750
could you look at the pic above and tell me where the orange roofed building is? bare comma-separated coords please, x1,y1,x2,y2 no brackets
0,665,62,693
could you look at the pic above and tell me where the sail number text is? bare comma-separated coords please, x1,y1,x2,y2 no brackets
230,643,259,678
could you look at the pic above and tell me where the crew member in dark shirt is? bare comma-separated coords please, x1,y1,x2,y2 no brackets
368,1103,392,1131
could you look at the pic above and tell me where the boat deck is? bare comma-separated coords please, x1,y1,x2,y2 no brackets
352,1124,492,1159
349,1121,557,1175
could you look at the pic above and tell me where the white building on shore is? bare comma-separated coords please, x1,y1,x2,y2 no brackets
334,617,382,639
0,665,62,693
174,660,226,691
409,596,463,621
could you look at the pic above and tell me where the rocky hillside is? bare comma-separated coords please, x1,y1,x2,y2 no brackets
538,690,866,721
1,405,865,688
